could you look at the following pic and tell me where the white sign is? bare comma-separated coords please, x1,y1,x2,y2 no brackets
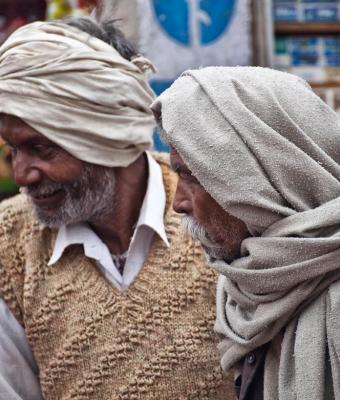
138,0,252,81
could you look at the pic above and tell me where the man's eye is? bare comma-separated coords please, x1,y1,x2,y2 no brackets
179,171,193,180
8,145,17,156
31,145,55,157
178,170,199,185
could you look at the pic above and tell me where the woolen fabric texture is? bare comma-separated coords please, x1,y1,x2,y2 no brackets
151,66,340,400
0,154,234,400
0,21,156,167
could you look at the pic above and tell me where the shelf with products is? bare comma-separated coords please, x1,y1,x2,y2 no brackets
273,0,340,23
273,1,340,113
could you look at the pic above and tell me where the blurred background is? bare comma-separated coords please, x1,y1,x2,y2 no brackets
0,0,339,199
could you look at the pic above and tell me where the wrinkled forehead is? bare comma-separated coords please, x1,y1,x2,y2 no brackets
0,112,9,126
0,113,51,145
0,113,35,134
0,113,27,128
0,114,26,139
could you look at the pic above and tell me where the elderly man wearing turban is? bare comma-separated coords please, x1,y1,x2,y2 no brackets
0,19,234,400
152,67,340,400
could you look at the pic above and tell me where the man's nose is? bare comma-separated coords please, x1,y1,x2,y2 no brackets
173,183,193,215
12,153,42,187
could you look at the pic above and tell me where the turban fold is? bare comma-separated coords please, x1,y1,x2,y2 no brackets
152,67,340,400
0,21,156,167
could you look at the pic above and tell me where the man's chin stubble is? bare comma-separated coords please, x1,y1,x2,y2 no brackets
181,215,235,262
24,164,117,228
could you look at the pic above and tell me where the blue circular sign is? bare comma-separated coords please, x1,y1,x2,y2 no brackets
152,0,236,47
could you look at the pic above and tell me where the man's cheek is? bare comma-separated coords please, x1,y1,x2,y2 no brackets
46,155,83,183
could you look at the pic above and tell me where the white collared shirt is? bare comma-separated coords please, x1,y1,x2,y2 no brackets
48,151,169,291
0,151,169,399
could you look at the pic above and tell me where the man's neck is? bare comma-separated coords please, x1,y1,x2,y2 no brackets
89,154,148,255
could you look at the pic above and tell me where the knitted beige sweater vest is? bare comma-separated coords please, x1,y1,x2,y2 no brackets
0,155,234,400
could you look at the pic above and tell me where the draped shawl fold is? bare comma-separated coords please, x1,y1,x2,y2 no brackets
151,67,340,400
0,21,156,167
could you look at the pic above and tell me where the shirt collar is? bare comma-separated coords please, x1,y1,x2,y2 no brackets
137,151,169,246
48,151,169,266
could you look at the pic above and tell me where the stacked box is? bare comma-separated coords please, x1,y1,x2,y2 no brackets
275,36,340,69
275,35,340,67
274,0,340,21
274,0,299,21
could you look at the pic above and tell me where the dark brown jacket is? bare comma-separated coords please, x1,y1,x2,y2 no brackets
235,344,270,400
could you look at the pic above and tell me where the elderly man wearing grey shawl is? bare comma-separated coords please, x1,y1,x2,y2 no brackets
151,66,340,400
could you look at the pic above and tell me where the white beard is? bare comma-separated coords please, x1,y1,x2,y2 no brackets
23,164,116,227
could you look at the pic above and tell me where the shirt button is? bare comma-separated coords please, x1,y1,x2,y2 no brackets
247,352,256,365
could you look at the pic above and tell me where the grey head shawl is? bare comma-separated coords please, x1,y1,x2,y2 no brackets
151,67,340,400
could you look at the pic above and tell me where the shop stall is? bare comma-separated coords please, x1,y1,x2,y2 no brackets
273,0,340,114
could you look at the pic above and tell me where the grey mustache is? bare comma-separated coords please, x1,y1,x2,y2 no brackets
24,183,65,197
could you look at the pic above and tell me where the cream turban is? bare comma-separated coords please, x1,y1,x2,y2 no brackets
0,21,156,167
